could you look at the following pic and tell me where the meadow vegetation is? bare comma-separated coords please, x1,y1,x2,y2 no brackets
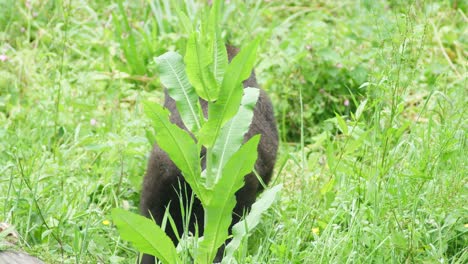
0,0,466,263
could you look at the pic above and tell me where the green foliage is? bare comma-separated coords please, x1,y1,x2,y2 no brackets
113,2,278,263
111,0,202,78
0,0,466,263
142,101,203,199
113,0,147,76
184,32,219,102
199,39,259,147
208,88,259,183
112,208,179,263
253,1,380,142
197,135,261,263
223,184,282,263
155,51,201,131
130,43,272,263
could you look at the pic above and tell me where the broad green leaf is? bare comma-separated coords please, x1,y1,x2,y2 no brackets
145,129,156,148
143,101,203,200
155,52,201,131
177,11,193,35
222,184,282,263
206,88,260,187
199,3,211,37
208,0,228,85
185,33,218,101
199,40,260,147
112,208,179,264
335,113,348,135
197,135,261,263
354,99,368,121
199,86,243,147
320,178,336,195
211,35,228,85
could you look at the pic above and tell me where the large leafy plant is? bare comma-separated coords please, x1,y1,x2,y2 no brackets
112,1,281,263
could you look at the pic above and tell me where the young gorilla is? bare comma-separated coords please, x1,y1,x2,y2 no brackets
140,45,278,263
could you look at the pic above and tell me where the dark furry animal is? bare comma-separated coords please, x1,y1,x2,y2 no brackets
140,45,278,263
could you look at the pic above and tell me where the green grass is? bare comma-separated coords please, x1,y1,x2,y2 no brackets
1,0,466,263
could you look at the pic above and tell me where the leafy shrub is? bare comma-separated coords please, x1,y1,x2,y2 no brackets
112,2,281,263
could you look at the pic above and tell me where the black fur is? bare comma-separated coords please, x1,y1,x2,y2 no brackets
139,46,278,263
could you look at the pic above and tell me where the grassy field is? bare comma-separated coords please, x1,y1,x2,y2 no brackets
0,0,466,263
